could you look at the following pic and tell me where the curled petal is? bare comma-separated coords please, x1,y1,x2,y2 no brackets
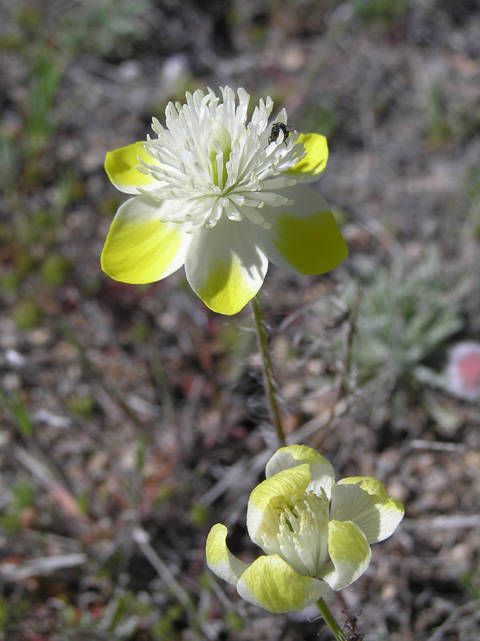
334,478,404,543
105,142,158,194
321,520,371,591
237,554,328,613
185,218,268,315
206,524,249,586
288,133,329,178
265,445,335,498
101,196,191,284
247,464,311,553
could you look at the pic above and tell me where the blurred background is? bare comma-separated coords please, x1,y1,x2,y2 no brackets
1,1,480,639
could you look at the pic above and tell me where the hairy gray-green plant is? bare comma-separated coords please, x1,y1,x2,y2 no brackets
346,251,464,391
291,251,465,420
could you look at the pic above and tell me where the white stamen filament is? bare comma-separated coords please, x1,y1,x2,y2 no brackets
139,87,304,232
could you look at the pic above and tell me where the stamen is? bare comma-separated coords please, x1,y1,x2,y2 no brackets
276,492,329,578
136,88,301,229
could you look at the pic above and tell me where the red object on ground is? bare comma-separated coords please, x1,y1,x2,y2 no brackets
446,342,480,400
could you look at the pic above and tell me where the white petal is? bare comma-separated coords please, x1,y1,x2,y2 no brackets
321,520,371,591
185,218,268,315
333,479,404,543
253,186,348,276
265,445,335,499
101,196,191,284
206,524,249,586
247,465,312,554
237,554,328,613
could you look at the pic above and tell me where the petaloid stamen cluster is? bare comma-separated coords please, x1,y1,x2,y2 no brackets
277,491,329,578
138,87,303,231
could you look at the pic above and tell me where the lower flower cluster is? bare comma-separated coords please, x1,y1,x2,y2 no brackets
206,445,404,613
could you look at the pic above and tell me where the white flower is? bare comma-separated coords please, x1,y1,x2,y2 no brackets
206,445,404,613
142,88,301,229
101,87,347,314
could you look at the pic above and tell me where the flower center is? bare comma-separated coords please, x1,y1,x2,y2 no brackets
137,88,304,232
276,492,329,578
208,121,232,189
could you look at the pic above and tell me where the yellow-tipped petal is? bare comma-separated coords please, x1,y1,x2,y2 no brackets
265,445,335,499
334,478,404,543
288,133,329,177
105,142,157,194
185,218,268,315
273,209,347,275
265,445,326,476
237,554,327,613
101,196,191,284
338,476,389,500
255,186,348,276
246,464,311,553
321,520,371,591
206,524,249,586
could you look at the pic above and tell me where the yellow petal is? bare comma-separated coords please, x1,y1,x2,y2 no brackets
185,218,268,315
288,133,329,177
105,142,157,194
237,554,327,613
101,196,190,284
206,524,249,586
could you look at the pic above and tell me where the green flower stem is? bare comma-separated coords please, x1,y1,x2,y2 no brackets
251,297,286,447
317,598,347,641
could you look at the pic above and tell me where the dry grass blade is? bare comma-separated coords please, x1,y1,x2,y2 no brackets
1,553,86,581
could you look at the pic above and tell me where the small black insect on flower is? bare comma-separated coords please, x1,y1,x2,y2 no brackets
268,122,292,145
